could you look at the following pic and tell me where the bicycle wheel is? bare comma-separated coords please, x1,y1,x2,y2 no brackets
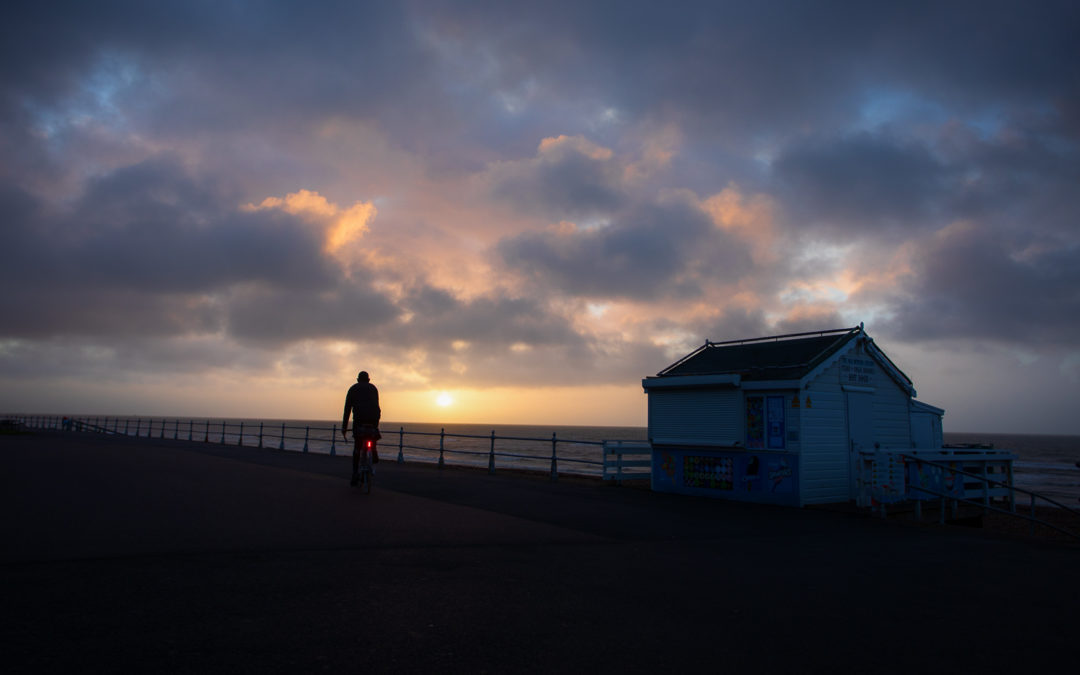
361,450,373,494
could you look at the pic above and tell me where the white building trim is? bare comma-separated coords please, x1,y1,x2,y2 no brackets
642,374,741,390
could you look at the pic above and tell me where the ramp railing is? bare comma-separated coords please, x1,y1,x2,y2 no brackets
857,448,1080,542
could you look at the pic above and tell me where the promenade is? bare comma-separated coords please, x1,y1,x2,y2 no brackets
2,431,1076,673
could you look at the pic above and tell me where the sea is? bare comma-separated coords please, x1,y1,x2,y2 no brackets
32,415,1080,506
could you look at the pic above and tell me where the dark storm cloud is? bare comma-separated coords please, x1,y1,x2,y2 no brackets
0,158,338,338
497,199,751,300
16,158,334,289
489,139,625,220
773,134,950,233
2,1,431,119
389,286,583,349
417,0,1080,140
877,224,1080,347
772,122,1080,238
226,284,400,345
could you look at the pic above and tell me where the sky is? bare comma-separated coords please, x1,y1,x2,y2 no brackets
1,1,1078,433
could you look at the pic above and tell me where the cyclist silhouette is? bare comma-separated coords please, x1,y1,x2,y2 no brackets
342,370,381,486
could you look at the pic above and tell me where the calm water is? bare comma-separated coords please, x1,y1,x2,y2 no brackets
34,415,1080,504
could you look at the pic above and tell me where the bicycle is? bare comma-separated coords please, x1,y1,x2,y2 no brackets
351,424,378,494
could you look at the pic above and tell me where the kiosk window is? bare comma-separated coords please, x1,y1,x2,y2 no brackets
746,395,786,450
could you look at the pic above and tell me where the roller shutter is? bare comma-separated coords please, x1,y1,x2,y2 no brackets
649,389,740,446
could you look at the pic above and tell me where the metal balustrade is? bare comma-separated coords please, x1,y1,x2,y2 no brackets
857,448,1080,541
5,414,641,481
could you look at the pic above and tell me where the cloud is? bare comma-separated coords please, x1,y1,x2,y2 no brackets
497,195,753,300
0,158,342,338
874,221,1080,347
244,189,377,256
773,133,950,233
3,1,1080,429
485,135,625,219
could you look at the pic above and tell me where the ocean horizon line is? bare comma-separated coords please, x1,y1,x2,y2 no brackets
7,413,1080,439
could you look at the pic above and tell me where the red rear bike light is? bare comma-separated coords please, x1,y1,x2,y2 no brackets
365,440,373,448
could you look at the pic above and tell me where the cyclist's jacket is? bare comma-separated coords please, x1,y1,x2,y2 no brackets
343,381,381,430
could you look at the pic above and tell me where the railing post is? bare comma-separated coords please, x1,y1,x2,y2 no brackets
488,430,496,475
124,419,129,436
258,422,263,449
280,423,285,450
330,424,337,456
160,419,165,439
550,432,558,481
188,420,193,442
135,418,141,436
220,420,226,444
238,422,244,446
174,419,179,440
397,426,404,463
205,420,210,443
303,426,309,453
438,428,445,468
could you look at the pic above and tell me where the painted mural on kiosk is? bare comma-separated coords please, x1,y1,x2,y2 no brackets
654,448,799,505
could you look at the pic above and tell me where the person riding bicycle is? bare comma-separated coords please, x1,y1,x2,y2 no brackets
342,370,381,486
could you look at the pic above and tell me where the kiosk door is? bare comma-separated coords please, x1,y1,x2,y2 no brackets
846,391,874,498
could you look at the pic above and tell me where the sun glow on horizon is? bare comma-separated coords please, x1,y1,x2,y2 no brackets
436,392,454,407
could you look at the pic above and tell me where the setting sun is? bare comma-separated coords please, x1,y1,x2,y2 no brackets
436,392,454,407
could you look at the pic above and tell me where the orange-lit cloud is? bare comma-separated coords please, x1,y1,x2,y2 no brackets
701,185,779,264
246,189,377,256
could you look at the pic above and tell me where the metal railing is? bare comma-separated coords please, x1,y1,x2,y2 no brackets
857,447,1079,542
902,454,1080,541
7,414,640,481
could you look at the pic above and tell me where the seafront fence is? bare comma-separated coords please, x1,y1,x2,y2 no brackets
6,414,650,482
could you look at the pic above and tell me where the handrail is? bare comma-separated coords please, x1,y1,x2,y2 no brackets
8,414,629,481
901,452,1080,541
904,482,1080,542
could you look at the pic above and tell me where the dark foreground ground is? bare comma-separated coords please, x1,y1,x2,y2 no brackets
2,431,1077,673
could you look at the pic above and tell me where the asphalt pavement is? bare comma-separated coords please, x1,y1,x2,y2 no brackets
2,430,1076,673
